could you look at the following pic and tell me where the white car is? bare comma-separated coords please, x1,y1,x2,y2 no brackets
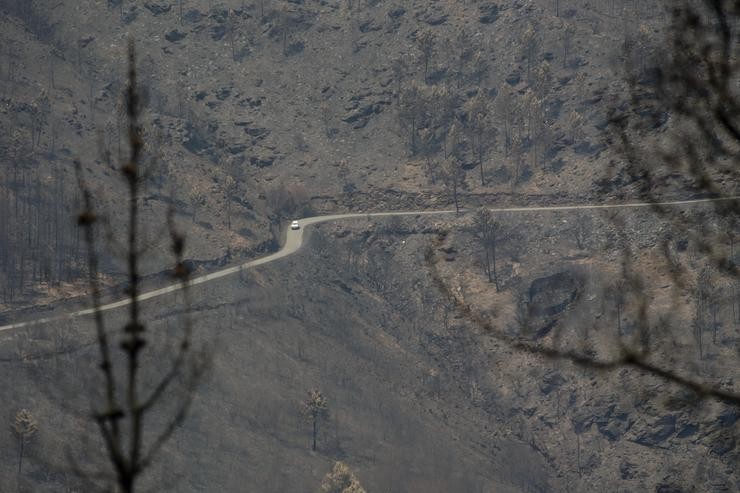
290,220,300,230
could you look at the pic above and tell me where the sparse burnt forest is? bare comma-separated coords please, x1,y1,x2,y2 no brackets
0,0,737,492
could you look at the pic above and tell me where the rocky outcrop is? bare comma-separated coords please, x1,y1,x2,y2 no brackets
528,272,579,317
479,3,499,24
571,403,634,441
634,415,676,447
144,3,172,16
165,30,187,42
342,95,391,129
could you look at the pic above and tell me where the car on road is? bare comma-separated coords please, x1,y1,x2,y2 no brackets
290,220,300,230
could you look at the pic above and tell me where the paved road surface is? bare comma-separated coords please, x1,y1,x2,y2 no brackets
0,196,735,332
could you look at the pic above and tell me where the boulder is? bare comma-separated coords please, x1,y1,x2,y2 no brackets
675,423,698,438
655,483,686,493
479,3,499,24
619,461,637,480
165,30,187,42
388,7,406,19
183,9,203,23
249,153,276,168
211,24,227,41
528,272,579,317
539,371,565,395
506,71,521,86
596,410,632,441
634,415,676,447
708,433,735,456
144,3,172,15
359,20,382,32
415,9,447,25
342,102,387,129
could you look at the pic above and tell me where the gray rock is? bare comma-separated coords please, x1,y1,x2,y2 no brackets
506,71,521,86
479,3,499,24
165,30,187,42
597,411,632,441
388,7,406,19
539,371,565,395
183,9,203,23
285,41,305,56
635,415,676,447
571,412,595,434
211,24,227,41
78,36,95,48
215,88,231,101
528,272,579,317
655,483,686,493
228,145,247,155
343,102,386,128
123,7,138,24
250,154,276,168
144,3,172,15
717,408,739,427
619,460,637,480
708,433,735,456
359,20,381,32
415,9,447,25
675,423,698,438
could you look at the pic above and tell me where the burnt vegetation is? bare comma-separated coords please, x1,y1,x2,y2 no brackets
0,0,738,492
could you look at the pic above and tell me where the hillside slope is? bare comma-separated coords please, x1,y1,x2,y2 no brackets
0,0,664,307
2,1,734,492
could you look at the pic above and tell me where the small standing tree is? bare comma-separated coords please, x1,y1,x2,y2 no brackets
397,83,423,154
709,285,724,344
454,29,474,88
416,30,435,82
469,50,489,86
442,157,463,215
277,5,296,56
13,409,37,490
390,56,407,102
562,24,575,69
29,91,50,151
227,9,238,62
320,461,366,493
510,133,525,192
495,91,512,156
472,208,502,291
418,127,438,183
191,190,206,223
222,175,238,231
522,23,540,82
572,212,591,250
302,389,329,452
567,110,584,144
463,94,488,163
609,279,627,337
694,267,713,359
266,182,309,224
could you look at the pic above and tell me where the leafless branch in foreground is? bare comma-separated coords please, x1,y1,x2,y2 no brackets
74,41,207,493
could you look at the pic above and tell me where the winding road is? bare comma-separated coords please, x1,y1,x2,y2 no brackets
0,196,735,333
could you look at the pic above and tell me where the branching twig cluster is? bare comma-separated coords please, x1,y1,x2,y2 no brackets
73,42,206,493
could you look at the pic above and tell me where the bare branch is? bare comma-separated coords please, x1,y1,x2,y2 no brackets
74,40,205,493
